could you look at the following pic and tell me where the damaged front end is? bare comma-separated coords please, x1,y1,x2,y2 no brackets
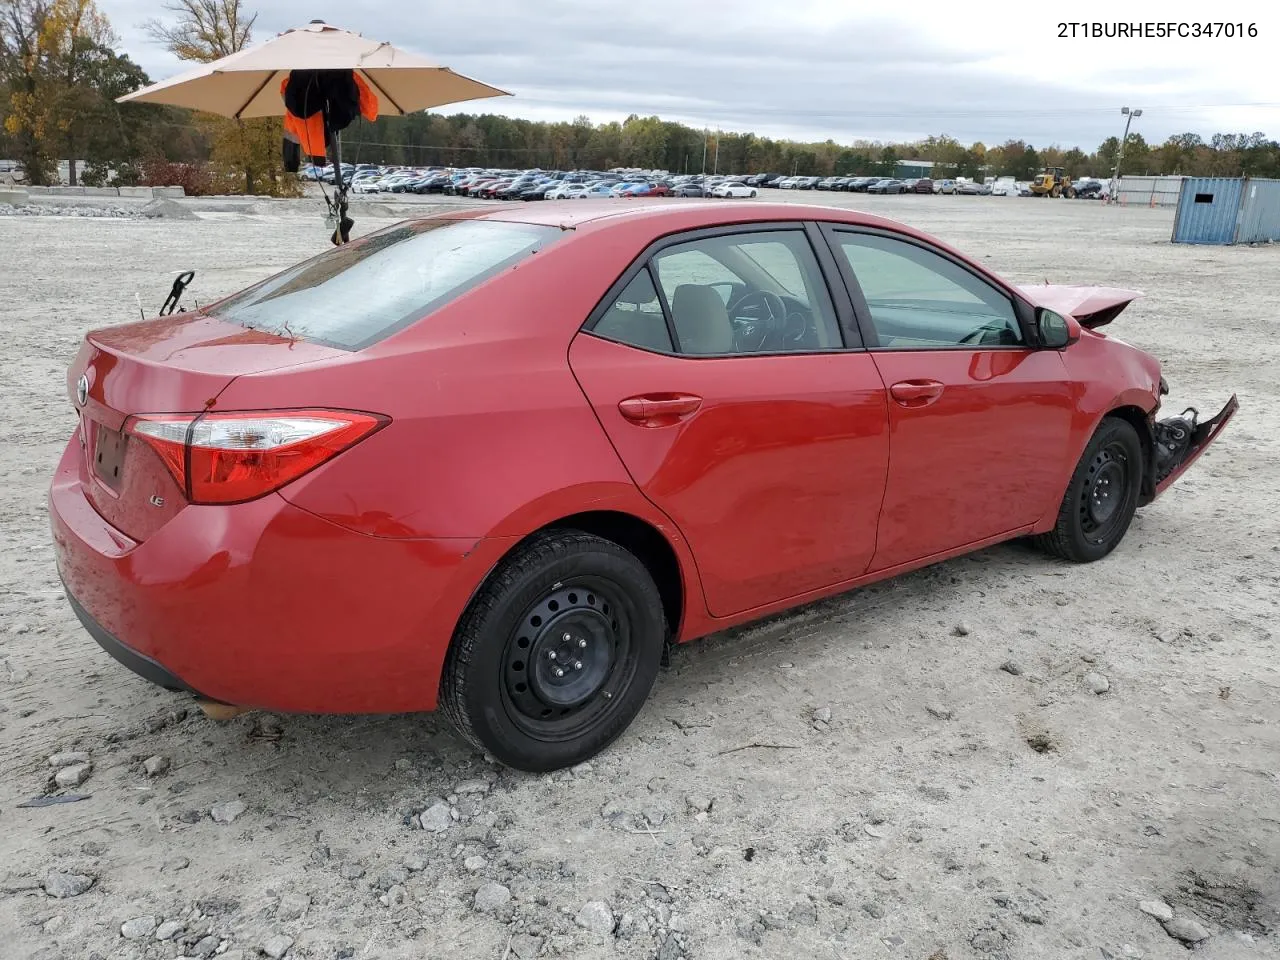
1148,387,1239,500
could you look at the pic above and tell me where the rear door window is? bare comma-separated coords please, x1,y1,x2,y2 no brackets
207,219,561,350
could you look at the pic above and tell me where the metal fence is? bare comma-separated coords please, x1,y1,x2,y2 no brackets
1110,175,1184,207
1172,177,1280,245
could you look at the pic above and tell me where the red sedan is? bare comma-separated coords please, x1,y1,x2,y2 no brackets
50,202,1235,771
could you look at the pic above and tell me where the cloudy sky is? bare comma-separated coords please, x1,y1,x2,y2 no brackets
99,0,1277,149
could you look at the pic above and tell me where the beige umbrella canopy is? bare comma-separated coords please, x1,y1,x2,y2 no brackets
117,20,510,118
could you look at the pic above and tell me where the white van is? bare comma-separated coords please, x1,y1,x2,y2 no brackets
990,176,1019,197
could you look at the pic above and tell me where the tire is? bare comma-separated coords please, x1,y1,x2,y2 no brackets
1034,418,1143,563
440,530,667,771
750,190,757,198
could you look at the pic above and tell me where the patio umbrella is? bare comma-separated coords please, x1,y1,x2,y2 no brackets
118,20,510,242
117,20,509,119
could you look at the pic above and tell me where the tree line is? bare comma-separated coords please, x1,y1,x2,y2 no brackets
4,0,1279,194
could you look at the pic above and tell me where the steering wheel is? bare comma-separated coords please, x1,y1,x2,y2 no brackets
729,290,788,350
959,322,1015,346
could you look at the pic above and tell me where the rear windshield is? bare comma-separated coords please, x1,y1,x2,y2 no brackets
207,219,561,350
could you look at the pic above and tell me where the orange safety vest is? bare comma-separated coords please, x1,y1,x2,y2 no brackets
281,73,379,159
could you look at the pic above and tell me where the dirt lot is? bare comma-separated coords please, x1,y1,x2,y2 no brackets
2,193,1278,960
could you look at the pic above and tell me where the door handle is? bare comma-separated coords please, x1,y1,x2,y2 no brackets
889,380,945,406
618,394,703,425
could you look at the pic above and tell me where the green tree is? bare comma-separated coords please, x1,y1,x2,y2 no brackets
1,0,112,184
1094,136,1120,175
877,145,898,176
995,139,1040,179
1061,147,1087,177
1119,132,1149,174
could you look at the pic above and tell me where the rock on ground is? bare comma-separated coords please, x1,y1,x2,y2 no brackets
47,751,90,767
576,900,615,936
262,933,295,958
53,763,91,787
210,800,247,823
155,919,184,940
139,198,198,220
418,800,453,832
120,916,157,939
1138,899,1174,922
1162,916,1210,943
43,872,94,899
473,881,511,913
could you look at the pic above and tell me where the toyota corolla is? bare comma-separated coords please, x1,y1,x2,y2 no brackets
49,202,1236,771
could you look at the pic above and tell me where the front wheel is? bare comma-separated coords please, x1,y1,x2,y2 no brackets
440,531,667,771
1034,418,1143,562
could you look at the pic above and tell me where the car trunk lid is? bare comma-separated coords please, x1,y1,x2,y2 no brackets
1017,284,1142,329
68,313,347,542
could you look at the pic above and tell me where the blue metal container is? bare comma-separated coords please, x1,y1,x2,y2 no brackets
1171,178,1245,244
1235,178,1280,244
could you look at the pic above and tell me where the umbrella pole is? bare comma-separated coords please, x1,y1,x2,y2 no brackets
330,130,351,245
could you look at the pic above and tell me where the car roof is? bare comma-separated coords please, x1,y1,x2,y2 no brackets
432,200,918,237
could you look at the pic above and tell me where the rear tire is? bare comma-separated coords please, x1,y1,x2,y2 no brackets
1034,418,1143,563
440,531,666,772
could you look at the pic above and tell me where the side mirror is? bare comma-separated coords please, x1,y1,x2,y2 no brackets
1037,308,1080,348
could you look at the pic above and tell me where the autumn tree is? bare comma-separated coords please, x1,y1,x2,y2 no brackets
0,0,51,182
1060,147,1088,177
1,0,112,184
143,0,251,60
143,0,296,196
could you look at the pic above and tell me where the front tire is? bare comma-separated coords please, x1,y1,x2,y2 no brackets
1034,418,1143,562
440,531,666,771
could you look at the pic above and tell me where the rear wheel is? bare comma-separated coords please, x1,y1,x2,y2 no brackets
440,531,666,771
1034,418,1143,562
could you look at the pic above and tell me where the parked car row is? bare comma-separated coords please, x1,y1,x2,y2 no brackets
299,163,1110,203
298,164,762,202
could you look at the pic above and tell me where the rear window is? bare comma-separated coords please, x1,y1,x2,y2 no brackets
207,219,561,350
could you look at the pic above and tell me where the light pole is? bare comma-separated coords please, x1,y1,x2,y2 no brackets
1111,106,1142,201
701,129,708,175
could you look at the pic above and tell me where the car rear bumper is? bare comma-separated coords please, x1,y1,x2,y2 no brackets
49,438,512,714
64,586,207,696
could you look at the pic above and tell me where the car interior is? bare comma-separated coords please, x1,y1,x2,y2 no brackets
836,235,1025,348
592,233,844,355
592,231,1030,355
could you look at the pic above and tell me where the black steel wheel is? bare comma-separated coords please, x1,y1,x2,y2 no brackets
440,531,666,771
501,580,637,741
1034,417,1143,562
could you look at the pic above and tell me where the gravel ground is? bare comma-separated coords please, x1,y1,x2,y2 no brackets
1,193,1278,960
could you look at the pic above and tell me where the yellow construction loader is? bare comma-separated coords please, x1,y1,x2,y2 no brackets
1029,167,1076,198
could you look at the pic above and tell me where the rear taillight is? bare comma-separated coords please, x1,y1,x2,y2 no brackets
128,409,386,505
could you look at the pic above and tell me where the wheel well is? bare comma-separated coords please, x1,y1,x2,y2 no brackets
1104,405,1156,503
540,511,685,636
